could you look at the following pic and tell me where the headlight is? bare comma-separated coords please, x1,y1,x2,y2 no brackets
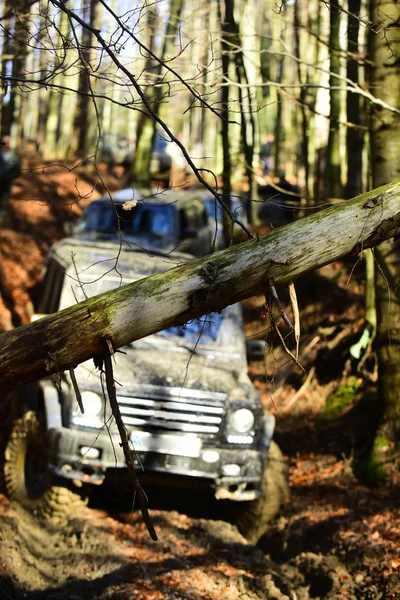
227,408,255,434
76,391,103,417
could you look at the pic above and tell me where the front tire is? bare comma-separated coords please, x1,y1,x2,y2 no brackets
233,441,289,543
4,411,86,523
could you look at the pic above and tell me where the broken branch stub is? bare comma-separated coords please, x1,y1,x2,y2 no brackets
1,178,400,393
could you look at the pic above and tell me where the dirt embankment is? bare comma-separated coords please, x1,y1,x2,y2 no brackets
0,164,399,599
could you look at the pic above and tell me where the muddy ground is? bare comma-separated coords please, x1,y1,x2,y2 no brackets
0,162,399,599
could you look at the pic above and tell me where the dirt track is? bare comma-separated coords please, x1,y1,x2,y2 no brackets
0,457,398,600
0,164,399,599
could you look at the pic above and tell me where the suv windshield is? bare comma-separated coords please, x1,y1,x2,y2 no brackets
75,201,176,240
159,312,225,344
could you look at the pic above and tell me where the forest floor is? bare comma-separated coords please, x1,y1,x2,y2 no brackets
0,161,399,599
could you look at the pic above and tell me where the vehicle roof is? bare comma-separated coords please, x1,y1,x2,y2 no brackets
95,187,207,207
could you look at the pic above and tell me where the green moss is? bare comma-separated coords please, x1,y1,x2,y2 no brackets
355,436,398,486
373,435,391,449
318,378,361,423
355,456,388,486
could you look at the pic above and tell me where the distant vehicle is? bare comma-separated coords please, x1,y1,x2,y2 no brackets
99,132,172,181
200,192,249,248
73,188,213,258
99,133,134,173
257,175,301,228
4,240,288,542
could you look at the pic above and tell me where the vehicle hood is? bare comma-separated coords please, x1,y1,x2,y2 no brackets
75,344,255,402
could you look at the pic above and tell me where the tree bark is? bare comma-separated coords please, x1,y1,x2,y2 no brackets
326,0,342,199
219,0,234,246
1,179,400,393
369,0,400,450
130,8,159,186
345,0,363,200
71,0,100,157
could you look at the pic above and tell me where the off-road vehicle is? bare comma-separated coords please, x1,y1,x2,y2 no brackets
4,238,288,541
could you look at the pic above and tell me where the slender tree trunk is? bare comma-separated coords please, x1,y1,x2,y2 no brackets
327,0,342,199
230,3,256,224
219,0,233,246
0,0,14,135
1,0,31,137
273,55,284,174
345,0,363,199
130,8,159,186
293,0,309,191
36,4,50,157
72,0,100,157
369,0,400,470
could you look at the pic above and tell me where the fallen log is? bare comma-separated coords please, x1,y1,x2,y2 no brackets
1,178,400,392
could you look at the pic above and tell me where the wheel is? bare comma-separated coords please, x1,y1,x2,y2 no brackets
233,441,290,543
4,411,86,523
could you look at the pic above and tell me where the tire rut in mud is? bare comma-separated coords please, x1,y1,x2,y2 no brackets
0,505,126,599
0,501,366,600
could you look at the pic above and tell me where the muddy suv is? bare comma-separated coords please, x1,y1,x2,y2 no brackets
5,239,288,541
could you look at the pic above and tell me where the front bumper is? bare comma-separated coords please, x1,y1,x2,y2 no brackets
47,415,275,501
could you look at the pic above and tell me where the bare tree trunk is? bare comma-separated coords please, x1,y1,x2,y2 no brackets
369,0,400,474
1,179,400,392
326,0,342,199
345,0,363,200
130,8,159,186
72,0,100,157
219,0,233,246
1,0,31,137
273,54,284,175
293,0,309,189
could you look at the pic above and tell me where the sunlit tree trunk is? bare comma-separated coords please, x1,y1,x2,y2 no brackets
130,8,159,186
36,2,51,156
369,0,400,473
273,55,284,175
233,3,256,223
293,0,309,189
71,0,100,157
219,0,234,245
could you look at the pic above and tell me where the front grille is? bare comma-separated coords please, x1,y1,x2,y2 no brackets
116,386,226,437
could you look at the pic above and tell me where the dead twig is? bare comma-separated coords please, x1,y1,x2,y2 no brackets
102,338,157,542
265,278,304,373
288,282,300,361
69,367,84,414
273,320,306,373
268,277,293,329
283,365,315,413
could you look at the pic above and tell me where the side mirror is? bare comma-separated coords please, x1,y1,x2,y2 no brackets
246,339,266,361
